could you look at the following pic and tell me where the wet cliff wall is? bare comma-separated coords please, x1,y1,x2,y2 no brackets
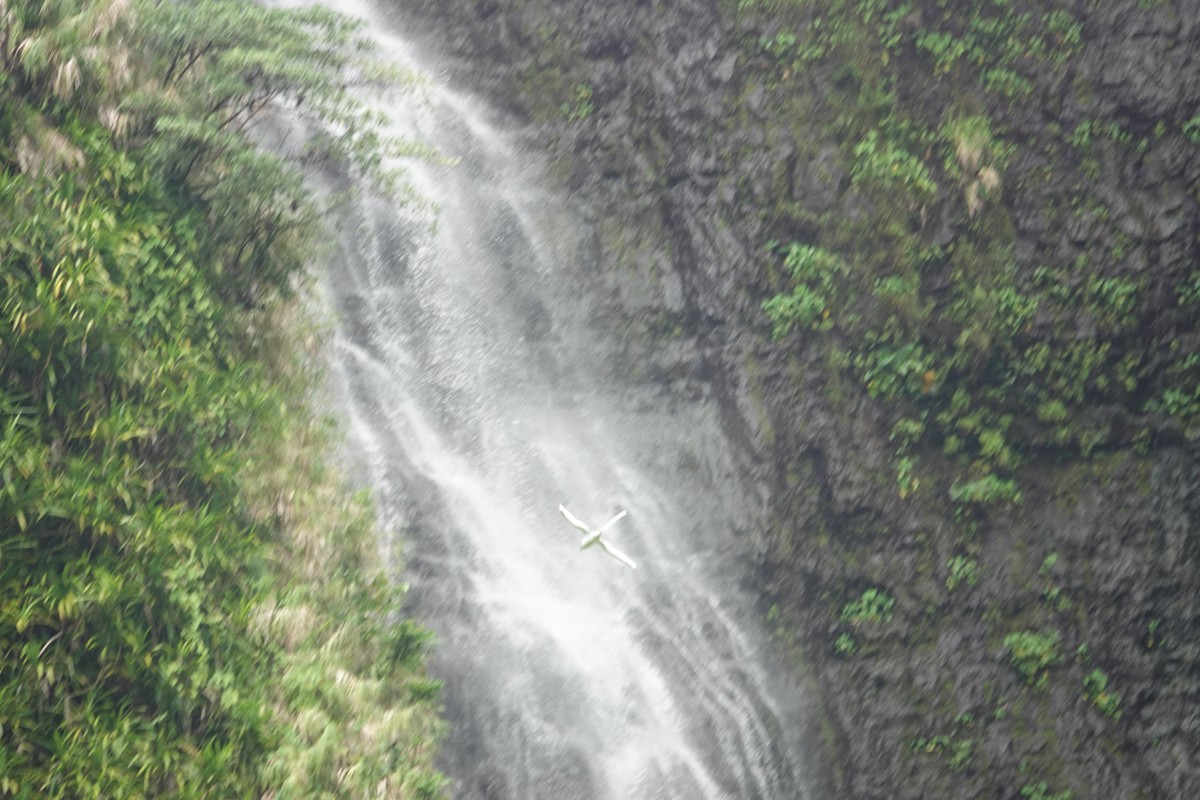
385,1,1200,797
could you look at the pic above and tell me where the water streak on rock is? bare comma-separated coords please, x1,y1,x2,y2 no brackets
318,2,811,798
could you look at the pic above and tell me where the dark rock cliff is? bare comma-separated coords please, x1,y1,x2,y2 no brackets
384,0,1200,797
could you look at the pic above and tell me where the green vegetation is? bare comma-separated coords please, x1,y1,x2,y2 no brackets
751,0,1200,500
945,556,979,592
851,128,937,200
1021,781,1073,800
1003,630,1061,688
561,82,595,121
1082,669,1122,719
841,588,895,625
949,475,1022,508
762,242,846,336
0,0,443,795
725,0,1197,792
911,733,973,773
1146,618,1163,649
1183,115,1200,144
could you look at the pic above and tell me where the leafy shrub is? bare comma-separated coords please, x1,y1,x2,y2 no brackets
1003,630,1061,687
1083,668,1122,718
851,128,937,200
1146,618,1163,649
946,556,979,591
842,588,895,625
0,1,444,795
915,30,973,74
948,738,973,771
949,475,1022,507
561,83,594,121
1021,782,1073,800
982,67,1034,98
759,30,798,59
911,734,973,772
1036,400,1069,424
894,454,920,498
859,342,932,399
762,243,847,337
1182,115,1200,144
1044,11,1083,49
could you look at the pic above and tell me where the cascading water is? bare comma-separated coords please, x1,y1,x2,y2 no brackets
318,2,812,797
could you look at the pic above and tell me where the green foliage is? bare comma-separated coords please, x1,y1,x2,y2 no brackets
834,632,858,655
1068,119,1134,151
253,421,446,799
1021,781,1073,800
948,738,973,771
749,0,1192,481
1146,618,1163,649
1082,669,1122,719
1177,270,1200,306
910,733,973,773
759,30,798,60
1036,399,1068,424
949,475,1022,507
1,139,249,798
851,128,937,201
981,68,1033,99
914,29,974,75
1181,115,1200,144
894,454,919,497
113,0,424,313
911,2,1075,95
946,556,979,591
859,341,932,399
1003,630,1061,688
1044,11,1082,50
732,0,1190,780
0,1,444,796
942,113,1009,175
841,588,895,625
890,416,926,448
561,83,595,121
762,242,847,336
1041,584,1069,613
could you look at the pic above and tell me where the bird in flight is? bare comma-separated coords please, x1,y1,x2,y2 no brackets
559,504,637,570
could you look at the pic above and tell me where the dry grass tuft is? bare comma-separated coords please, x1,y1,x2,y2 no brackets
90,0,130,38
955,136,982,174
977,165,1000,192
15,124,85,175
52,56,80,99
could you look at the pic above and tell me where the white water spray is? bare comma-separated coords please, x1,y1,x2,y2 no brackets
318,2,811,797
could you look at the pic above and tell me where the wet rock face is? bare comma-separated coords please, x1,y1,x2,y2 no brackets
386,0,1200,797
1085,5,1199,121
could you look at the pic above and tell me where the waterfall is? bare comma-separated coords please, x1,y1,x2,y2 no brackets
317,2,812,797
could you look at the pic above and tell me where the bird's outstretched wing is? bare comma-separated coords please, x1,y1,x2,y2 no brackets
598,537,637,570
559,504,591,533
597,509,627,533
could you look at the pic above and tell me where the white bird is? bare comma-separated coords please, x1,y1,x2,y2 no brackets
559,504,637,569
